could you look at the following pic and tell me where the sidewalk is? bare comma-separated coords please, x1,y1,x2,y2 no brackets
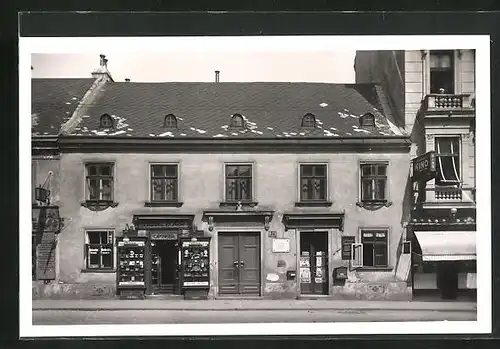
32,299,477,312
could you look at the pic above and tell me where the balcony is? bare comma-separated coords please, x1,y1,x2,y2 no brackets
419,185,476,209
422,94,475,115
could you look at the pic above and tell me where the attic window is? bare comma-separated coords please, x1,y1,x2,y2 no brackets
164,114,178,129
230,114,245,128
100,114,114,129
359,113,375,127
301,113,316,128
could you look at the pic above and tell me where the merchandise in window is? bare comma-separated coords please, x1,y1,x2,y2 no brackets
86,231,114,270
225,164,252,202
300,164,327,201
435,137,461,186
361,163,387,202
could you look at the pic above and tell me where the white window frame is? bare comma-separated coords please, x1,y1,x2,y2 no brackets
351,243,363,268
297,162,329,202
84,162,115,202
223,162,255,202
434,135,462,186
358,228,390,268
149,162,181,202
358,161,390,203
84,229,115,271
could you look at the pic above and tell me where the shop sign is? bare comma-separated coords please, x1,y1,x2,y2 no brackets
272,238,290,253
412,151,436,182
268,231,277,238
138,221,189,229
150,231,178,240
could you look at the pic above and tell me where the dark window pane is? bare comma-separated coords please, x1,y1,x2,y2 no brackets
165,165,177,177
314,165,326,177
430,53,453,69
374,244,387,266
375,179,386,200
152,165,165,177
165,178,178,201
301,165,313,177
152,178,165,201
238,165,252,177
363,243,374,267
88,179,98,199
88,247,99,267
361,165,373,176
87,231,101,244
437,156,460,183
240,179,252,200
101,246,113,268
226,165,238,177
226,178,237,201
99,165,112,176
362,179,373,201
101,179,112,200
430,71,454,94
88,165,97,176
377,165,387,176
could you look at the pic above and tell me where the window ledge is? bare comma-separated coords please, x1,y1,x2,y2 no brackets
295,201,333,207
81,269,116,274
356,201,392,210
81,200,119,212
355,267,393,272
144,201,184,208
219,201,259,208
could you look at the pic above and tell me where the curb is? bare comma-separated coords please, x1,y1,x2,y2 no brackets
32,307,477,313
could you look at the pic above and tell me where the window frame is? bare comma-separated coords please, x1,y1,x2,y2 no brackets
84,229,115,271
224,163,254,203
149,163,180,203
359,113,376,127
164,114,178,129
359,162,389,203
434,135,462,187
429,50,455,94
229,114,245,129
298,163,329,202
84,162,115,203
99,114,114,129
301,113,316,128
359,228,389,268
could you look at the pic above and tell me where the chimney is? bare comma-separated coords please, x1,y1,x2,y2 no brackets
92,54,114,82
125,78,130,82
215,70,220,83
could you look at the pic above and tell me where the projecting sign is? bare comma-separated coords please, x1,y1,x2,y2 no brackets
272,238,290,253
412,151,436,182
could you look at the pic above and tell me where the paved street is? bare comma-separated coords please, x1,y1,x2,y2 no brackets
33,308,476,325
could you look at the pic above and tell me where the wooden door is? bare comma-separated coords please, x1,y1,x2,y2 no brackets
218,233,261,295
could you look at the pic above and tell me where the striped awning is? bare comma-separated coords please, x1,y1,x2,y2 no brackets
414,231,476,261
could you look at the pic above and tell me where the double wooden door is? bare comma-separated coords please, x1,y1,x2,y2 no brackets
218,233,261,295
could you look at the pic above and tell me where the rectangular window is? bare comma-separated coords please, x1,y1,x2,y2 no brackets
360,163,387,202
225,164,253,202
85,163,114,201
361,230,388,267
150,164,179,202
430,51,454,94
85,230,114,270
300,164,327,201
435,137,461,186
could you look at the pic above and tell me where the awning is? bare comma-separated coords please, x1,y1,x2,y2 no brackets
414,231,476,262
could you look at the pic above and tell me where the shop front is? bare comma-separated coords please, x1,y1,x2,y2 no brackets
409,210,477,300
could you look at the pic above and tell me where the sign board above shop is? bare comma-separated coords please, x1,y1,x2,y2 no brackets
412,151,436,182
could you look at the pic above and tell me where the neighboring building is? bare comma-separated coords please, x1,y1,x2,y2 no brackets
30,57,416,300
31,55,113,289
355,49,476,299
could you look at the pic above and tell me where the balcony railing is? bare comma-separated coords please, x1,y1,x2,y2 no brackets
423,94,475,113
420,185,475,205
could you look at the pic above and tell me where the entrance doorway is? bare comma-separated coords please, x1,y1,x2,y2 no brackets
218,232,261,295
151,240,179,294
299,232,329,295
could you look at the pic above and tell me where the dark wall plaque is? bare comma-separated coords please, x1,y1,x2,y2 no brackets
341,236,356,260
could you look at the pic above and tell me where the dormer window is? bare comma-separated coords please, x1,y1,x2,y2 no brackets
301,113,316,128
359,113,375,127
164,114,178,129
230,114,245,128
99,114,114,129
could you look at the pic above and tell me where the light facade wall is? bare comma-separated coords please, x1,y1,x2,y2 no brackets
57,150,410,298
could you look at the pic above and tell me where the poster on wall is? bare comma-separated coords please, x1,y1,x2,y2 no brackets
272,238,290,253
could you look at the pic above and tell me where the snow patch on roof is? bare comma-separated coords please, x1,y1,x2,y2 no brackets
196,129,207,134
180,133,187,136
158,131,173,137
267,127,274,130
109,130,127,136
213,134,227,138
338,112,348,118
319,102,328,107
149,134,156,137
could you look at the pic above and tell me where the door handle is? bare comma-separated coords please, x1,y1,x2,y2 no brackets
239,261,245,267
233,261,239,267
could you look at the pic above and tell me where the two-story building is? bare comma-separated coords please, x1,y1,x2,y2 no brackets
33,55,414,301
355,49,477,300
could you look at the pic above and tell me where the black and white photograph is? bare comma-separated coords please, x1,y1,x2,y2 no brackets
20,34,491,337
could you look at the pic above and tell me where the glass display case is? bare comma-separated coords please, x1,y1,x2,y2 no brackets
116,237,146,297
180,237,210,298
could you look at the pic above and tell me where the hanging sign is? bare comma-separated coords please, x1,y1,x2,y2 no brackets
412,151,436,182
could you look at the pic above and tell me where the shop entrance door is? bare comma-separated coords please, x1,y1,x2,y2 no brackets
151,240,179,294
218,232,261,295
299,232,329,295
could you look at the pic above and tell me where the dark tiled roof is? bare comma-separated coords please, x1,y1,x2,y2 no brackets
32,78,95,136
70,82,405,139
